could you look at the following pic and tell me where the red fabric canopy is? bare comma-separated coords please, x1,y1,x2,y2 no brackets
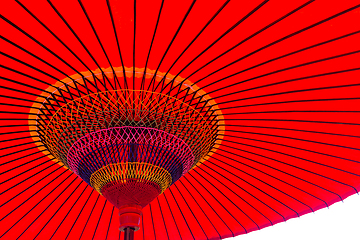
1,0,360,239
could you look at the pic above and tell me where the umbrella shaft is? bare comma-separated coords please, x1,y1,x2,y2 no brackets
124,227,135,240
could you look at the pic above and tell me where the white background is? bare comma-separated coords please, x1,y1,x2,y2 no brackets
231,194,360,240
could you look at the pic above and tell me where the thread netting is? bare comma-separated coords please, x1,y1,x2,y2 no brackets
32,69,224,208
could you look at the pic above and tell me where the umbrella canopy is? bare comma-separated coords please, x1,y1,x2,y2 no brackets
1,0,360,239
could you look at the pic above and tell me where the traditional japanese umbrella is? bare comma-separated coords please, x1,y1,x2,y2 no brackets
1,0,360,239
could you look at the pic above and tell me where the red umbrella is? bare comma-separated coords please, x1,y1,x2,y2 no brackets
1,0,360,239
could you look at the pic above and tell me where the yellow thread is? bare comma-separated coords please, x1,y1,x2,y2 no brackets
90,162,172,194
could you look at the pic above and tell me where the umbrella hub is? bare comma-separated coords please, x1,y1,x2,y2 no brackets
30,67,225,231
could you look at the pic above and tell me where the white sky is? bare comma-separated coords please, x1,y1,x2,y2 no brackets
231,193,360,240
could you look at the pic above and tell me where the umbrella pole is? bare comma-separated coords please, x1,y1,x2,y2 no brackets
124,227,134,240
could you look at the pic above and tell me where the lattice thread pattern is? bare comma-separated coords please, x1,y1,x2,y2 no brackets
67,127,193,194
31,68,224,171
45,90,215,169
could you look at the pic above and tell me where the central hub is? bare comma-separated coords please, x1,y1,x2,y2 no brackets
30,67,225,231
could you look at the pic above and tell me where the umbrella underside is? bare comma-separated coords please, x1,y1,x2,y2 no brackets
1,0,360,239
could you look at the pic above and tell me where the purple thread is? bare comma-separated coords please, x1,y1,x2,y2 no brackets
67,126,194,176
